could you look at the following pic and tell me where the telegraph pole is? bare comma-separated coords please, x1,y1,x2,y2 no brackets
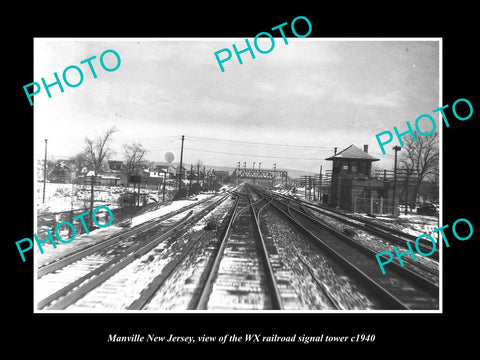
392,145,401,217
162,172,166,202
273,163,276,187
196,162,200,194
189,164,193,196
237,162,240,185
319,165,322,201
178,135,185,193
43,139,48,203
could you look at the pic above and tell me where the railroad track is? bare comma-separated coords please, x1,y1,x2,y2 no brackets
285,199,439,282
282,193,439,261
251,188,344,310
134,184,353,310
37,183,440,311
37,194,217,275
195,185,283,310
252,186,439,310
37,193,231,310
125,184,344,311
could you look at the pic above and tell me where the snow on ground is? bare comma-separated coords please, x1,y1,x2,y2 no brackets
35,224,125,268
130,193,213,227
396,214,440,238
36,182,176,214
35,192,216,268
286,187,441,241
356,212,440,240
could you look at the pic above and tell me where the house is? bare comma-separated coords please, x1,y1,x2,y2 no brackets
186,170,198,181
212,170,229,181
170,165,187,180
108,160,124,171
48,159,77,183
326,144,394,214
75,170,122,186
149,162,172,178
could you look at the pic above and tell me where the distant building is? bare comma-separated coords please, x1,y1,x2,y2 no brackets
108,160,124,171
186,170,198,181
326,144,394,214
48,160,76,183
212,170,229,181
171,165,187,180
149,162,172,178
75,171,122,186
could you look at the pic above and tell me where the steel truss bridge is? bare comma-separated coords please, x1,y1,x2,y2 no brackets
233,168,288,185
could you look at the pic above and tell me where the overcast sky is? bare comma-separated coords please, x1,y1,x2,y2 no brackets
34,38,440,173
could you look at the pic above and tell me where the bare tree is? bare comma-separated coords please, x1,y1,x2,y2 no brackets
399,131,439,208
195,159,203,194
69,153,87,174
124,142,148,177
83,127,117,226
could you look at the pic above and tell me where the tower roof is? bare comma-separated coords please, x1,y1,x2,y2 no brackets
325,144,379,161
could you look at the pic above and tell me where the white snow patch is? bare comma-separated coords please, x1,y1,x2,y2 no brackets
130,194,212,227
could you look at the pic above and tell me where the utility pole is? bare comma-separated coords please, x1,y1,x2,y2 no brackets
206,169,209,191
196,162,200,194
189,164,193,196
312,175,316,201
178,135,185,194
43,139,48,203
203,166,206,189
162,172,166,202
273,163,276,187
392,145,401,217
404,167,412,215
236,162,240,185
308,175,315,200
319,165,322,201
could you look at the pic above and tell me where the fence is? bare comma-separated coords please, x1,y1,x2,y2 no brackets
353,196,398,216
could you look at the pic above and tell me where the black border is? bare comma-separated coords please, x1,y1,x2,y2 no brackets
7,5,479,354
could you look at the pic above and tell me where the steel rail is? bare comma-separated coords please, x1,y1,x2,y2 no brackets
126,193,240,310
245,185,284,310
280,192,439,259
255,194,341,310
41,194,230,310
39,211,194,310
37,194,218,278
301,201,439,261
195,185,284,310
254,187,432,310
282,197,439,294
297,202,439,278
194,194,241,310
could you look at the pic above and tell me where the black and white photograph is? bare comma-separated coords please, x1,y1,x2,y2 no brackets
32,38,441,312
6,7,479,354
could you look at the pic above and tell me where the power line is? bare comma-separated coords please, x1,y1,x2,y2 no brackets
185,135,395,158
186,135,335,150
183,147,327,161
